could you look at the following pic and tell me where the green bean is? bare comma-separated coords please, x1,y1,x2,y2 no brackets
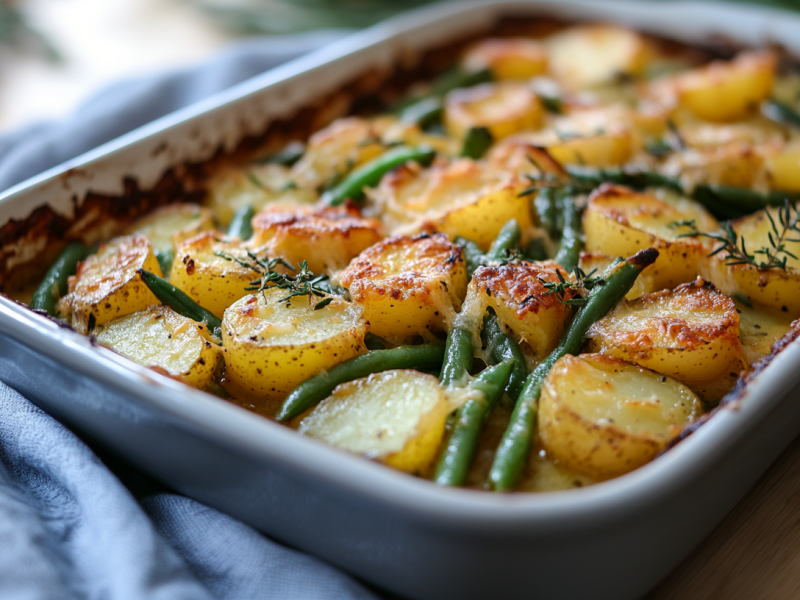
692,184,800,220
395,67,493,112
154,248,175,276
565,166,682,192
460,126,493,159
487,248,659,491
440,324,474,388
30,242,92,315
485,219,521,262
322,145,436,206
533,186,561,239
762,99,800,129
227,205,255,240
483,310,528,401
276,342,446,422
434,359,515,486
255,141,305,166
364,332,389,350
552,195,582,272
539,94,563,114
455,236,485,278
139,269,222,337
400,96,443,128
523,238,548,261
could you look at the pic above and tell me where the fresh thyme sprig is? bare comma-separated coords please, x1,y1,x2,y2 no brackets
539,267,605,308
214,249,333,309
672,201,800,271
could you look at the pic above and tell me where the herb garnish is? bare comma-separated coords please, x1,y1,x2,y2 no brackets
215,250,332,309
539,267,605,307
672,201,800,271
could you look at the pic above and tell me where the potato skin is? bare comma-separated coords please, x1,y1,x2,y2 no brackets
339,233,467,343
583,184,718,291
222,289,367,411
62,234,163,333
94,306,220,388
587,278,746,388
538,354,699,480
468,260,575,360
249,203,383,274
170,232,255,319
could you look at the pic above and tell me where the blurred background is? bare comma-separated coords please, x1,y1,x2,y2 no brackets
0,0,796,133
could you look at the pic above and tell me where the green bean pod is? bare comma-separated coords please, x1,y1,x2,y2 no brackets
30,242,92,315
565,166,682,192
322,145,436,206
487,248,659,491
455,237,485,278
154,248,175,276
523,238,548,262
227,205,255,240
483,310,528,401
460,126,493,159
434,359,515,487
400,96,443,128
533,186,561,240
762,99,800,129
552,195,582,272
691,184,800,220
485,219,521,262
440,325,474,388
276,342,446,422
139,269,222,337
395,67,493,113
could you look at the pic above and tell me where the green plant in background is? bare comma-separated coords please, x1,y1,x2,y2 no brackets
0,0,61,62
189,0,437,34
189,0,800,35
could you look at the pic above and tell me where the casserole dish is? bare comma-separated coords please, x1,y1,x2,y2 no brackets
3,1,800,598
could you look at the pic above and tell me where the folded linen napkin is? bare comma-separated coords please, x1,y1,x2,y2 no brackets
0,31,383,600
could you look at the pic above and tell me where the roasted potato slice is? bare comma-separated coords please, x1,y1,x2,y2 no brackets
765,144,800,192
206,162,317,226
291,117,386,189
170,232,256,319
465,260,576,361
249,203,383,274
538,353,700,479
126,204,215,250
703,205,800,317
662,140,765,189
298,369,453,474
445,82,544,141
736,300,796,366
545,25,648,90
586,278,746,389
376,159,532,249
61,234,162,333
339,233,467,343
222,289,367,410
95,306,220,388
462,38,549,80
673,51,776,122
583,185,718,291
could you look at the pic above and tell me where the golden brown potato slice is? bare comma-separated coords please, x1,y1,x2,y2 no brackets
702,205,800,318
583,184,718,291
206,162,317,226
339,233,467,343
170,232,256,319
586,278,746,389
538,354,700,480
462,38,549,80
662,140,765,189
464,260,576,361
125,204,215,253
545,25,648,90
765,143,800,192
445,82,544,140
222,289,367,410
736,300,796,366
298,369,453,475
375,159,532,249
248,203,383,275
61,234,162,333
672,51,776,122
95,306,220,389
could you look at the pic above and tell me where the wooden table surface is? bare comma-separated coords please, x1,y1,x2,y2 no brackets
647,432,800,599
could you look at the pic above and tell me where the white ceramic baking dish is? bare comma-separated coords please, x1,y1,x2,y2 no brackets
2,2,800,598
